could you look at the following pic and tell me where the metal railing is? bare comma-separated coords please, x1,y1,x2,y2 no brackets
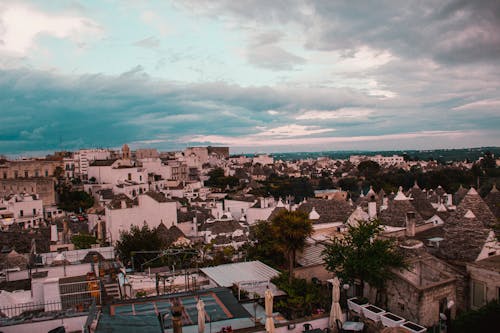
60,279,102,310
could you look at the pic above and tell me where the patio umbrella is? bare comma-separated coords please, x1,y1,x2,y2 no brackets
329,277,344,331
265,288,275,333
197,298,206,333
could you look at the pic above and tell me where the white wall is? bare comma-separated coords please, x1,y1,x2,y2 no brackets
106,194,177,243
88,165,147,185
0,314,88,333
246,207,274,225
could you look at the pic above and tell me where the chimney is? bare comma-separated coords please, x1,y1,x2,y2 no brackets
193,216,198,236
368,201,377,219
405,212,416,237
446,194,452,206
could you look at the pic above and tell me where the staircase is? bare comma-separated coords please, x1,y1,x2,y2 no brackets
103,281,121,300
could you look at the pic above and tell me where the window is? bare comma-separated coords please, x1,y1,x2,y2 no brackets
128,173,132,181
35,170,39,177
2,172,6,179
33,208,36,216
472,280,486,308
20,210,23,217
24,171,29,178
45,170,49,177
14,171,18,178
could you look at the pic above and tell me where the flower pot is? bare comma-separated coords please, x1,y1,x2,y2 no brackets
380,312,405,327
347,297,368,314
400,321,427,333
361,304,385,322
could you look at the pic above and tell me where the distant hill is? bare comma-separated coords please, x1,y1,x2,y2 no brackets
244,147,500,163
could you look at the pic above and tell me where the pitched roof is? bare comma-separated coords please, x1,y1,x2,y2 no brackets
438,209,492,263
107,194,135,209
379,198,425,227
157,223,186,247
453,185,468,205
408,185,436,220
297,198,354,224
200,219,245,234
484,184,500,219
144,191,173,203
454,188,496,228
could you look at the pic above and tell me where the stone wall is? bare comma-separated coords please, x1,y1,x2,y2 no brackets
0,178,56,206
0,160,61,179
374,275,456,327
294,264,332,282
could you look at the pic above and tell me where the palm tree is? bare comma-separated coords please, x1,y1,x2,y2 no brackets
271,210,313,283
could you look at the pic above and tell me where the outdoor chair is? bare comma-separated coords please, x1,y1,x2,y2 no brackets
336,319,345,333
303,323,313,331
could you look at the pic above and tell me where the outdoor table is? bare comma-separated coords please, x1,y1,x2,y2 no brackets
342,321,364,332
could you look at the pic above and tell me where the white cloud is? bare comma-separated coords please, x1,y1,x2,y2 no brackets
140,10,170,37
0,4,101,55
188,130,473,148
296,108,373,120
453,99,500,112
254,124,333,137
267,110,279,115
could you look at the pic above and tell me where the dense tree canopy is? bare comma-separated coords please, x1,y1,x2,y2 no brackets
58,190,94,212
116,225,161,270
205,168,239,189
71,234,98,249
322,219,406,298
271,210,313,283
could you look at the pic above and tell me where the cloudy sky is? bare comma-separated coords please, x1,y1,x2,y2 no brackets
1,0,499,155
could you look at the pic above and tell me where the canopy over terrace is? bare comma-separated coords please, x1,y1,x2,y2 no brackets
200,261,286,298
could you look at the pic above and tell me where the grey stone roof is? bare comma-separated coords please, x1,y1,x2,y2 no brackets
297,198,354,224
107,194,135,209
484,184,500,219
453,185,468,205
454,188,496,228
157,223,186,247
379,198,425,227
439,209,492,263
408,185,436,220
200,220,245,234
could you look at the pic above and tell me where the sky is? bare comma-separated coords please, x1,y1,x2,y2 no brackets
0,0,499,156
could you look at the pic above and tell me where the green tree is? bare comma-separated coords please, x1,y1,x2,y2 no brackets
71,234,98,249
115,225,161,270
246,220,286,268
357,160,381,178
322,219,406,299
58,190,94,212
271,210,313,283
205,168,239,189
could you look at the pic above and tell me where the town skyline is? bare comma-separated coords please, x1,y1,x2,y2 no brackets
1,1,500,155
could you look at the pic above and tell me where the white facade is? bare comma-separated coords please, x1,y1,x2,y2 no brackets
0,194,43,229
140,158,172,180
252,154,274,165
349,154,404,165
105,194,177,244
74,149,111,179
88,162,147,185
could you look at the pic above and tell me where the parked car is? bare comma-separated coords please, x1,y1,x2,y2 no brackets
69,215,79,222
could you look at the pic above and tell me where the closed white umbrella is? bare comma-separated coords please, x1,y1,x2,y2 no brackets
329,277,344,331
265,288,275,333
197,298,206,333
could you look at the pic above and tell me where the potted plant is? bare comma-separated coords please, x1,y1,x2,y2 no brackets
347,297,369,314
400,321,427,333
380,312,406,327
361,304,385,322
